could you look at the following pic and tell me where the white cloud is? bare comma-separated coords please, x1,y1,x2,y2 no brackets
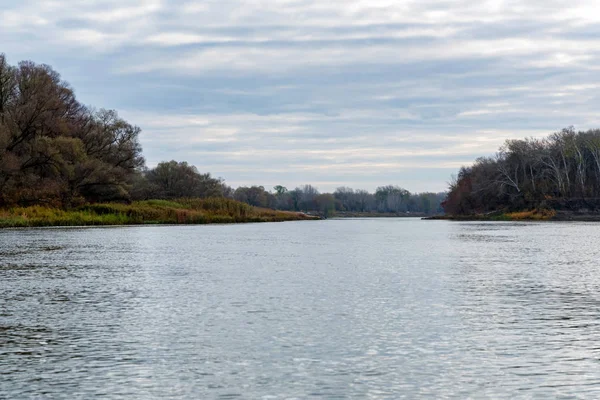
3,0,600,190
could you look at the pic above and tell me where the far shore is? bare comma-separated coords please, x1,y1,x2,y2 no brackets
423,209,600,222
332,211,435,218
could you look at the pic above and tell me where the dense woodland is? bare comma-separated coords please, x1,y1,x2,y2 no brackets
444,127,600,215
0,54,443,216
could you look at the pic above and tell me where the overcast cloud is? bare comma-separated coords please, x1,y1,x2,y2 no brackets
2,0,600,192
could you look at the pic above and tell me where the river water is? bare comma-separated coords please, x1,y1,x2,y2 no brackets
1,219,600,398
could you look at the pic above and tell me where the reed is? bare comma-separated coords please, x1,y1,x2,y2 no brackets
0,198,318,228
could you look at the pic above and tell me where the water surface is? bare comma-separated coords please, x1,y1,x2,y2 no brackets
2,219,600,398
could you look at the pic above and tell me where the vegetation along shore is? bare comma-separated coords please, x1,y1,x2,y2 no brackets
439,127,600,221
5,52,600,225
0,199,317,228
0,53,444,226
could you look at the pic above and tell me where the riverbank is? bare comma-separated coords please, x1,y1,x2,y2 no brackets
0,199,319,228
332,211,431,218
422,208,600,221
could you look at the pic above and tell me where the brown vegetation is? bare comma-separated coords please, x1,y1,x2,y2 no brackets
0,198,317,228
443,127,600,217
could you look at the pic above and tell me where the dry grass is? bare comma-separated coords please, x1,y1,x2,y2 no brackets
0,198,318,228
503,209,557,221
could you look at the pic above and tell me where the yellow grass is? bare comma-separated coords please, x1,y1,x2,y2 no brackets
0,198,319,228
505,209,556,220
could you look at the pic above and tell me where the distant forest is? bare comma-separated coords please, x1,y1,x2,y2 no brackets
132,160,445,216
444,127,600,215
0,54,444,216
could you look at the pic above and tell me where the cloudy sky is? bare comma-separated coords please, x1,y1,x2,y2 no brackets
2,0,600,192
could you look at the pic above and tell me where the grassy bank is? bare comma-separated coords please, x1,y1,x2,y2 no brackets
0,198,319,228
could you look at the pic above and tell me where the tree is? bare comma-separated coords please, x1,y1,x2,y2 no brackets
234,186,275,208
141,160,228,200
315,193,335,217
273,185,287,195
0,54,145,206
298,184,319,211
375,185,410,212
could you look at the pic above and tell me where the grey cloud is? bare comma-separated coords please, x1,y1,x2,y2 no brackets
3,0,600,191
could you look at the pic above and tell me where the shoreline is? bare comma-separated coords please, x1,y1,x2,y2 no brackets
423,209,600,222
0,199,320,228
332,211,433,218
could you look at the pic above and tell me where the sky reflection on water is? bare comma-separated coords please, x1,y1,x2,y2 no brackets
1,220,600,398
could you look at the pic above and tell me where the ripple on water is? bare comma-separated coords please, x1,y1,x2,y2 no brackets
2,221,600,398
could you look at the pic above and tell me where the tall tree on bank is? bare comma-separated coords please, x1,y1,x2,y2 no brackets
0,54,144,206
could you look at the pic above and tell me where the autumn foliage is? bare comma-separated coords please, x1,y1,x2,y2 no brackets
0,54,145,207
444,127,600,215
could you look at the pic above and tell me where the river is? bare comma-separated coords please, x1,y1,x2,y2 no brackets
2,219,600,398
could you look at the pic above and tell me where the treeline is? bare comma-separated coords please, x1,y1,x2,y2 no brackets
230,184,444,216
132,161,444,216
0,53,442,215
444,127,600,215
